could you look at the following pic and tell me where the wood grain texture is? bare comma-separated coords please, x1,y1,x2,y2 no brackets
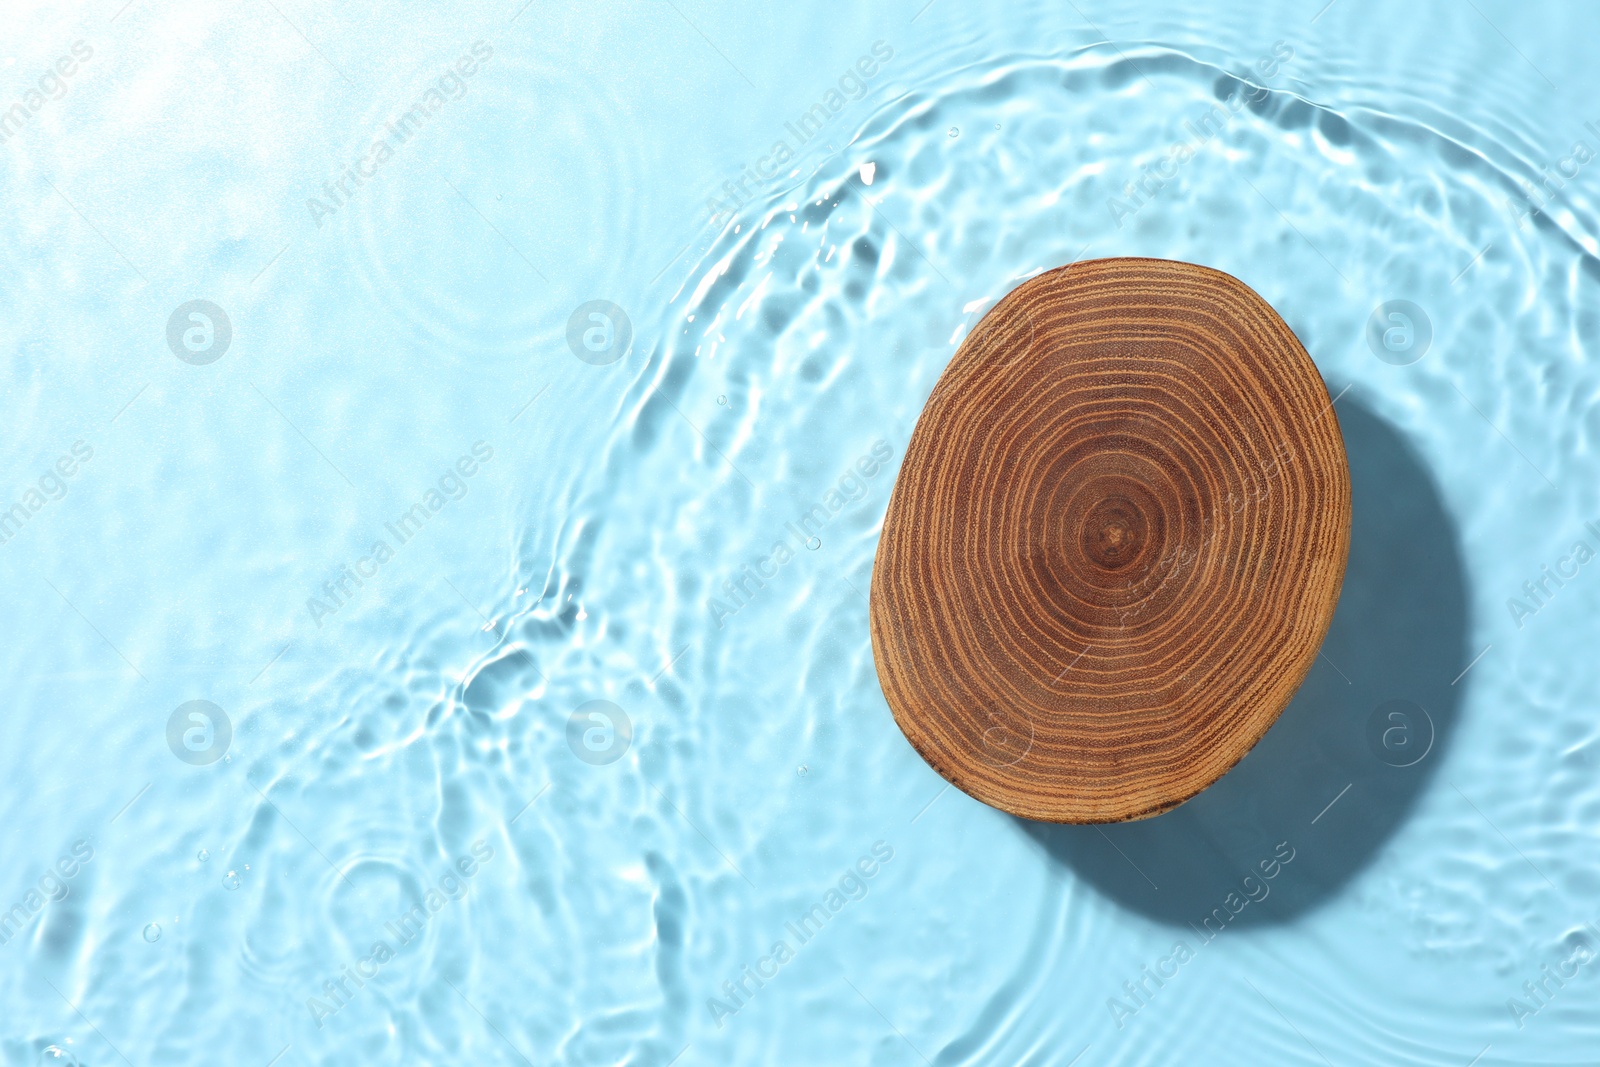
870,257,1351,823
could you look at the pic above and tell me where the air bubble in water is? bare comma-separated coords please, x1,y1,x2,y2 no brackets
223,870,241,890
143,923,161,942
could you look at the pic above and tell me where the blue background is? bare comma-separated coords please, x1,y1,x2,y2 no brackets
1,1,1596,1063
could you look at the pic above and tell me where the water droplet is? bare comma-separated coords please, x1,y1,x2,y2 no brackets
197,848,209,862
39,1047,78,1066
142,923,161,942
223,870,241,890
716,394,728,405
995,123,1001,130
948,126,959,137
805,537,821,551
797,765,809,777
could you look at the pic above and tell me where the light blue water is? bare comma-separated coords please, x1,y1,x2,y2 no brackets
3,0,1598,1063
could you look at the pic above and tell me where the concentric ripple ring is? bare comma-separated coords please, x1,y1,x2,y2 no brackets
870,257,1352,823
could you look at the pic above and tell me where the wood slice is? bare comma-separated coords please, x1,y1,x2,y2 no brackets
870,257,1350,823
